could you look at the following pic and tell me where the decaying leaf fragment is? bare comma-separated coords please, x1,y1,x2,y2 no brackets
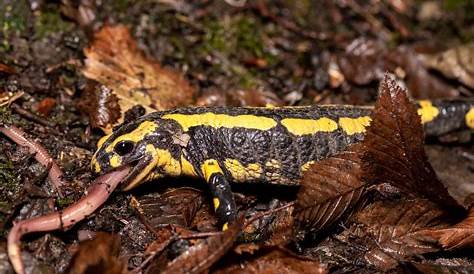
134,187,204,229
77,83,121,129
293,148,366,235
67,233,128,274
422,43,474,89
82,25,195,131
355,199,447,271
213,249,327,274
161,217,243,274
421,206,474,250
361,76,463,212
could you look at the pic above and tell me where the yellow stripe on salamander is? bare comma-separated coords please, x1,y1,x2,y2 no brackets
465,108,474,129
224,159,263,182
163,113,277,131
281,117,338,135
417,100,439,124
338,116,372,135
201,159,224,182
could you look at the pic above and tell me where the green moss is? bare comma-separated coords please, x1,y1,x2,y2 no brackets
0,157,21,215
56,196,74,208
35,6,73,38
0,1,28,52
201,16,270,59
199,15,273,88
0,106,13,125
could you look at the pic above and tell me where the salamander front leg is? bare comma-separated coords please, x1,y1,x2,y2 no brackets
201,159,237,230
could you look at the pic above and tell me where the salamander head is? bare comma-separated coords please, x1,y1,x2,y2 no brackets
91,118,190,190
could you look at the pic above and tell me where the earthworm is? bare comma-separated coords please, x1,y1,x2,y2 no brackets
0,125,65,197
7,166,130,274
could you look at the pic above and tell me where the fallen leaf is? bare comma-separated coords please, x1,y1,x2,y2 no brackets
0,63,16,74
411,259,474,274
361,75,464,211
385,46,459,99
213,249,327,274
77,82,121,131
32,98,56,116
354,199,446,271
421,206,474,250
135,188,204,229
82,25,195,130
293,148,366,235
227,88,284,107
422,43,474,89
67,232,128,274
337,38,385,85
160,217,243,274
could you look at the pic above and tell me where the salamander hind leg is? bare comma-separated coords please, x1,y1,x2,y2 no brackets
201,159,237,231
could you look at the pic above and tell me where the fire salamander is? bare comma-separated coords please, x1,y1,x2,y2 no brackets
91,100,474,230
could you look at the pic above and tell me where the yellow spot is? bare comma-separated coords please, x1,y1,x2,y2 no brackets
301,161,315,172
417,100,439,124
93,160,101,173
155,149,181,177
162,113,277,131
109,154,122,168
265,159,281,169
224,159,262,182
281,117,338,135
105,121,158,152
213,198,220,209
466,108,474,129
222,223,229,231
201,159,223,182
338,116,372,135
97,134,111,148
180,154,197,177
123,144,159,191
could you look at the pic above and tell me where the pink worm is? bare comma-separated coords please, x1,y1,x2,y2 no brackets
7,167,130,274
0,126,65,197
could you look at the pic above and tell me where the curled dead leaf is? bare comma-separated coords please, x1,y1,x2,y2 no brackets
354,199,446,271
422,43,474,89
161,217,243,274
67,233,128,274
81,25,195,130
420,206,474,250
77,83,121,130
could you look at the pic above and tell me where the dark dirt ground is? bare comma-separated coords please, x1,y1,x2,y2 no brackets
0,1,473,273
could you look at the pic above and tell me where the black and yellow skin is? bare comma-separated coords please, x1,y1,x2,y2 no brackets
91,100,474,230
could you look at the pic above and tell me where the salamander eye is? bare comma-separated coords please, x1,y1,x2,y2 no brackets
114,140,134,156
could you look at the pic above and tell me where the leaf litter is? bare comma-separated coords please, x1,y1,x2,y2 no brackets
1,1,473,273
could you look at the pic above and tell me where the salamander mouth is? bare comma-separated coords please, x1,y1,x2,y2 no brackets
118,155,155,190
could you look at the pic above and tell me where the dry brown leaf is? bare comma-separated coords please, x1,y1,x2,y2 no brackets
82,25,195,131
354,199,447,271
213,249,327,274
421,206,474,250
293,148,366,235
135,187,204,229
422,43,474,88
77,83,121,129
361,75,463,212
411,259,474,274
67,232,128,274
160,217,243,274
